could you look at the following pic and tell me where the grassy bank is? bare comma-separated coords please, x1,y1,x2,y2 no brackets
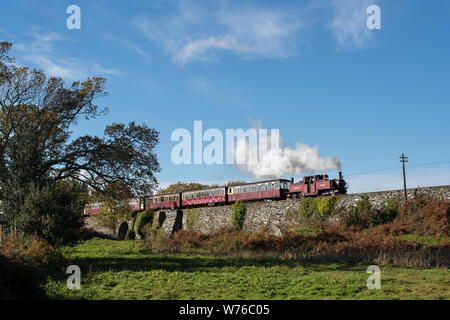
44,238,449,300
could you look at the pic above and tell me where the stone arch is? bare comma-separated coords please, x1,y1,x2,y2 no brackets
118,221,128,240
158,211,166,228
171,209,183,234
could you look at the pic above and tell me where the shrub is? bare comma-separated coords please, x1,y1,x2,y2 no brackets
316,196,340,219
185,209,200,231
232,201,247,231
298,198,318,220
380,198,450,237
16,182,85,245
371,198,400,226
0,255,45,300
126,230,136,240
0,233,66,299
143,227,169,252
341,196,375,229
136,210,155,239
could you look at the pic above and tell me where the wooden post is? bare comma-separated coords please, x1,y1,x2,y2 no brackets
399,153,408,201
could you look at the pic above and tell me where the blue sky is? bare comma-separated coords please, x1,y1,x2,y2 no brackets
1,0,449,193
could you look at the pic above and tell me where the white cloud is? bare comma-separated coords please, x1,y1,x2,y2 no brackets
23,55,87,80
14,28,124,81
133,1,381,65
329,0,375,49
104,34,152,63
135,2,303,66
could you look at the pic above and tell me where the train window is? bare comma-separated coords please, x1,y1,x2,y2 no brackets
274,182,279,189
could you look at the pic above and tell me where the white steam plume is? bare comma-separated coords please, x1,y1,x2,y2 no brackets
234,128,341,178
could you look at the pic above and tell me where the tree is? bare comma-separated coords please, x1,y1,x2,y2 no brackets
158,182,219,194
92,182,134,236
0,42,160,233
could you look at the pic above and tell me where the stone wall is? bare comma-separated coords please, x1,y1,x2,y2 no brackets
87,185,450,236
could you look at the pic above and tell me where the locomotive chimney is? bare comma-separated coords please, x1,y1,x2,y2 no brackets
338,171,343,180
291,178,294,184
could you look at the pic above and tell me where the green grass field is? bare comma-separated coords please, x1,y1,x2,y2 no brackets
44,238,450,300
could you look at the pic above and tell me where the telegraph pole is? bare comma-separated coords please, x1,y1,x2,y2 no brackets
399,153,408,201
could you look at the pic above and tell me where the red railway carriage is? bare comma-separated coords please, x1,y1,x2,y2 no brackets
182,187,227,207
84,198,143,216
147,193,181,210
128,198,142,211
227,179,291,202
83,202,102,216
287,171,347,198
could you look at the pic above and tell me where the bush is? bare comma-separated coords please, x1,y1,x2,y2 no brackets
0,255,45,300
316,196,340,219
126,230,136,240
16,182,86,245
341,196,375,229
143,227,169,252
0,233,66,299
298,198,318,220
136,210,155,239
185,209,200,231
371,198,400,226
232,201,247,231
378,198,450,237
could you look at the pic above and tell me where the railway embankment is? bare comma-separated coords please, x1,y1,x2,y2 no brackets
85,184,450,236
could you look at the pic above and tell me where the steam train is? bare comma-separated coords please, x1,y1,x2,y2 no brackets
83,172,347,215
